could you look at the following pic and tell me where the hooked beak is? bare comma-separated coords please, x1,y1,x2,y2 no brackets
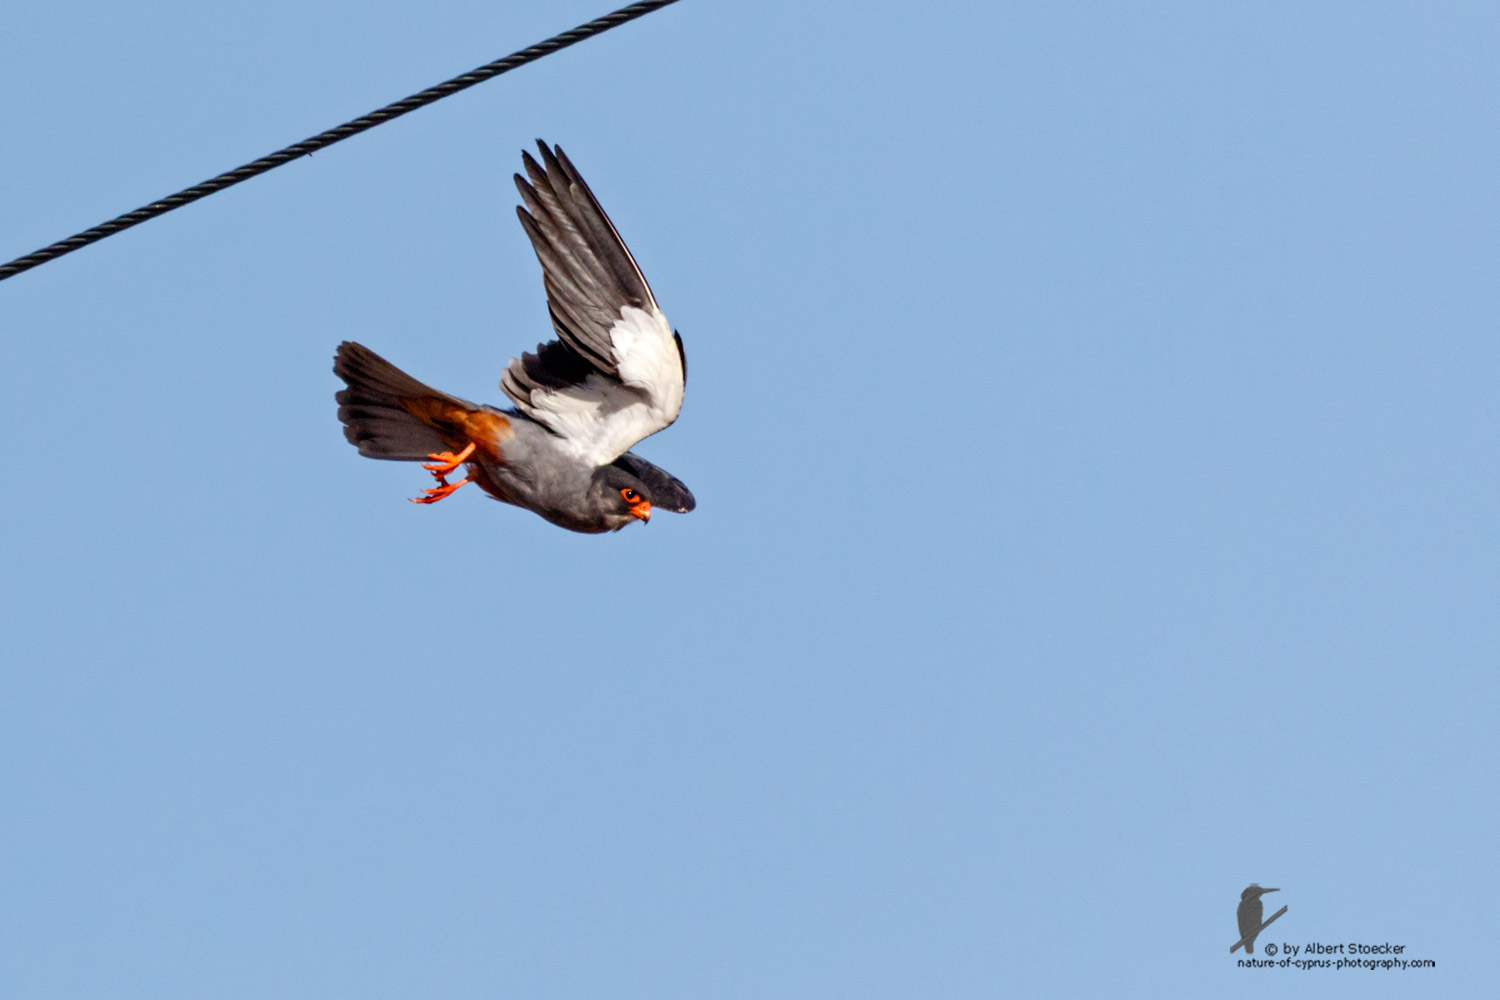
629,500,652,523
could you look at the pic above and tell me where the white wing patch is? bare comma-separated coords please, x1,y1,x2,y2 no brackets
612,305,684,421
517,305,683,466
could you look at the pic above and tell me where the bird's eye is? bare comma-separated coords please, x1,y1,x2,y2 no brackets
621,488,639,503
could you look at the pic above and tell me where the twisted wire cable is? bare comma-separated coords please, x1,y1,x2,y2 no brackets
0,0,681,283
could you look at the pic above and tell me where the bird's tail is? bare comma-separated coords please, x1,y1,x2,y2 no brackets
334,341,506,461
1245,939,1255,954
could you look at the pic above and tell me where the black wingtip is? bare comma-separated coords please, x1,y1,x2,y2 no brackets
536,141,567,179
519,150,541,183
534,139,559,170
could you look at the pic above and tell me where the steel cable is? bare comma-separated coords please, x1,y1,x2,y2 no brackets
0,0,681,283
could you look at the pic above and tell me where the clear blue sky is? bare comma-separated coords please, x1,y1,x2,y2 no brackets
3,1,1495,996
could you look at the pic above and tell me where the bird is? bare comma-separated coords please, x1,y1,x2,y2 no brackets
333,141,693,534
1236,884,1279,953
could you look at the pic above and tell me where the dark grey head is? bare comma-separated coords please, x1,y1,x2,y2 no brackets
1241,885,1278,901
587,464,655,531
611,452,695,513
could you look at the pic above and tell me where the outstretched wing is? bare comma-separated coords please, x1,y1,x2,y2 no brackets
501,141,685,467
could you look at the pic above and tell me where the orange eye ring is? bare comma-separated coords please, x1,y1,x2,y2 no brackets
621,488,639,503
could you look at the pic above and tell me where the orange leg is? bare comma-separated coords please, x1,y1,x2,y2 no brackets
422,441,476,476
411,440,476,504
411,475,471,504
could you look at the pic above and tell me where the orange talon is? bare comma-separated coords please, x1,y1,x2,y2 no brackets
411,442,476,504
410,476,471,504
422,441,476,476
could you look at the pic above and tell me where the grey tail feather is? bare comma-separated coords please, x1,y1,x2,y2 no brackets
333,341,472,461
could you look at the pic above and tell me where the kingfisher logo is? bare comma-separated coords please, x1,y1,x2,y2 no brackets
1229,884,1436,971
1231,884,1287,953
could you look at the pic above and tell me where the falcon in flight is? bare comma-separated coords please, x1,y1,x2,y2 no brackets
333,141,693,533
